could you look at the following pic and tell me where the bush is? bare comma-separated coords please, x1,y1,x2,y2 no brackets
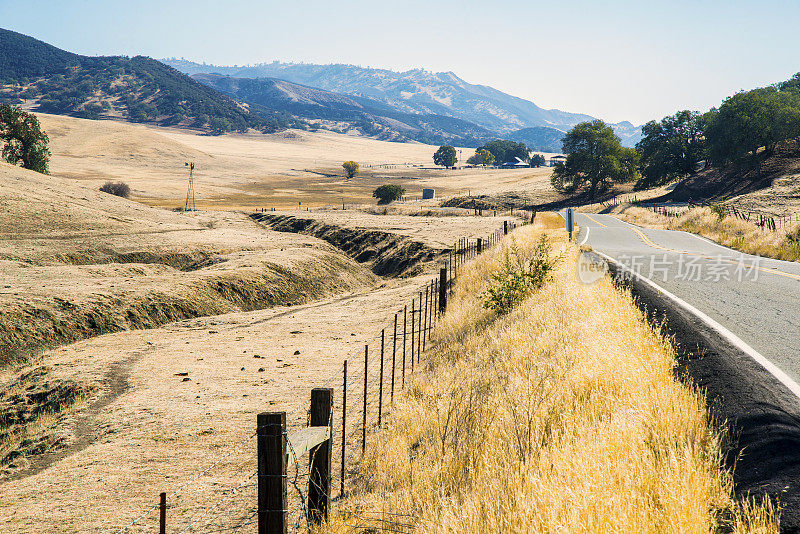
710,203,726,220
482,236,558,314
99,181,131,198
373,184,405,205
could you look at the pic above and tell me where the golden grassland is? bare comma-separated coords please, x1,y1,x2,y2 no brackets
619,206,800,262
325,220,778,533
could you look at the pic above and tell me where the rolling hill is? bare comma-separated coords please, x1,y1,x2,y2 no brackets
166,59,643,147
192,73,494,145
0,28,299,134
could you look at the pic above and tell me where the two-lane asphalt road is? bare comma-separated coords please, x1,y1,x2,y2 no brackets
574,212,800,389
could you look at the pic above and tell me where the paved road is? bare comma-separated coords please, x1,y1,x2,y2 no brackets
574,212,800,388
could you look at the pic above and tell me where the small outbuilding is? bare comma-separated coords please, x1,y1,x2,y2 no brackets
422,188,435,200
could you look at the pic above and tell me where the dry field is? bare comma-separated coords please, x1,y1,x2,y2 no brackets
38,113,556,211
326,219,779,533
0,149,519,532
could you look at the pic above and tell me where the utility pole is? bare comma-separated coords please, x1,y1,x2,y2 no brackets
184,162,196,212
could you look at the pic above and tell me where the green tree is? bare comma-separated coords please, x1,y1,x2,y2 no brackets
466,148,495,166
478,139,530,164
551,120,638,199
529,153,546,167
373,184,405,204
342,160,360,179
635,110,706,189
0,104,50,174
433,145,457,168
704,87,800,169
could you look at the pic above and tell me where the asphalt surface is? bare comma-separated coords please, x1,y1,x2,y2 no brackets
576,212,800,387
574,213,800,529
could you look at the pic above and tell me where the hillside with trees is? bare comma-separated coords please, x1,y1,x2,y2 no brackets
633,73,800,207
0,28,293,134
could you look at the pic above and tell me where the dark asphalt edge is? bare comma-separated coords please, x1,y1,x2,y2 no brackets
597,254,800,531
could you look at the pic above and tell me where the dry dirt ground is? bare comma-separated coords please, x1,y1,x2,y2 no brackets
38,113,557,211
0,141,519,532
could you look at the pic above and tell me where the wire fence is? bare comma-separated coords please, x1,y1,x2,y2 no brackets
640,200,800,232
111,218,520,533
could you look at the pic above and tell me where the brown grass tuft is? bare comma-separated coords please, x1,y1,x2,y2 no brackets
620,206,800,262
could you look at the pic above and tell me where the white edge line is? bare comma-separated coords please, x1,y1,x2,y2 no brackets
595,250,800,402
579,226,590,245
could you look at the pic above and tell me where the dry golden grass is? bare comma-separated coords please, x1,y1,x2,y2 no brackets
326,224,779,533
620,206,800,262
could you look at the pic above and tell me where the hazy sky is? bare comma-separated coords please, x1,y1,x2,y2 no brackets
3,0,799,124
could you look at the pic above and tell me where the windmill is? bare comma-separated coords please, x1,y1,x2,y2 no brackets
184,162,196,211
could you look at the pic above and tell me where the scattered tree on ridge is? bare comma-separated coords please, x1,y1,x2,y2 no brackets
551,120,638,199
373,184,405,204
342,160,360,179
433,145,457,168
0,104,50,174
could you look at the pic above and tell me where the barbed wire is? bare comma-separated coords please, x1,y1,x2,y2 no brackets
176,471,258,534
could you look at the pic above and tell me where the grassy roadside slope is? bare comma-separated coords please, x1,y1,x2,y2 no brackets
327,218,778,532
616,206,800,262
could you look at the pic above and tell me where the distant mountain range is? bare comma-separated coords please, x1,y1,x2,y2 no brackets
0,27,642,151
166,59,643,150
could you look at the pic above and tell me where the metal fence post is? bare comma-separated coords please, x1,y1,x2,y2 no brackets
439,267,447,314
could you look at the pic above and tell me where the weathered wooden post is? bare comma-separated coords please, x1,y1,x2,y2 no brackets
477,237,482,254
439,266,447,314
159,492,166,534
504,220,508,235
258,411,286,534
340,361,347,497
308,388,333,524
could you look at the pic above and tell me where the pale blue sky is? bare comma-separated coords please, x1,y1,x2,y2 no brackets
2,0,799,124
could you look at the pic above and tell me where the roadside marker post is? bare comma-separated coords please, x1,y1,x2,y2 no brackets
565,208,574,242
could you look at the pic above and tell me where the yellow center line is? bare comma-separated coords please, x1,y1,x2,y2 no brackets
625,224,800,283
582,213,608,228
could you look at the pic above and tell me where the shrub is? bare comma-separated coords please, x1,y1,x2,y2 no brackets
710,203,726,220
482,235,558,314
372,184,405,205
99,181,131,198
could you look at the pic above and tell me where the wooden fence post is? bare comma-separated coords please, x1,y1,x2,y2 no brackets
477,237,482,254
258,411,287,534
439,267,447,314
362,345,368,455
504,220,508,235
159,492,166,534
308,388,333,524
340,361,347,497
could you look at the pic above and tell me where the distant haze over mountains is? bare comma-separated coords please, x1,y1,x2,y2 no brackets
165,59,643,151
